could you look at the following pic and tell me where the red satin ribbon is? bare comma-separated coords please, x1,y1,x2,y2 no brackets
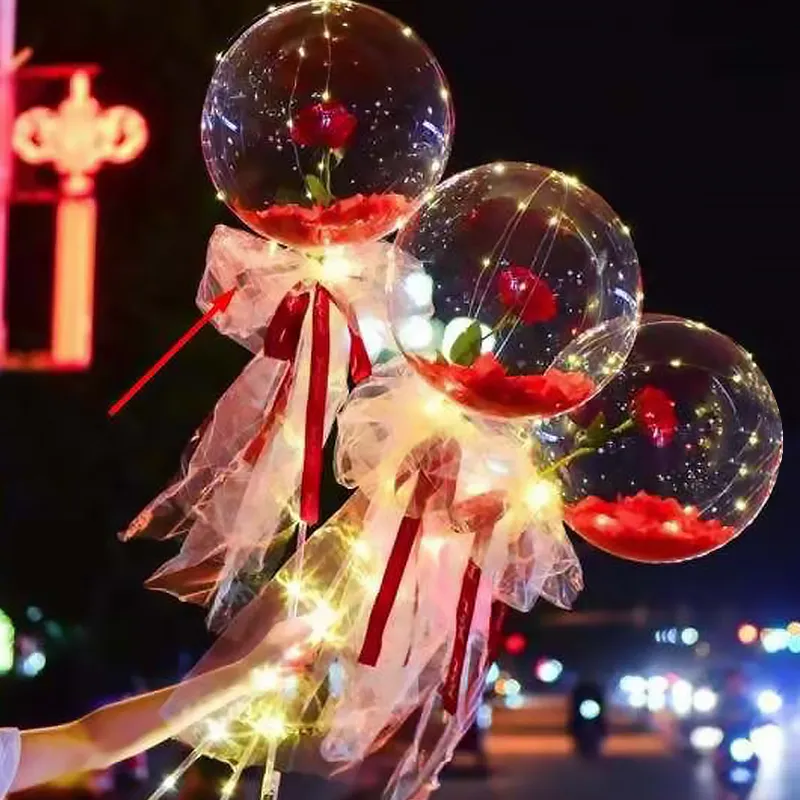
441,559,482,715
487,601,508,663
243,282,371,524
440,499,508,712
358,437,461,667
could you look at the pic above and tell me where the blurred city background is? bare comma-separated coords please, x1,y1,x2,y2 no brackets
2,0,799,798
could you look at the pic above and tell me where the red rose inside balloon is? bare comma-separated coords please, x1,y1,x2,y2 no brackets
405,269,571,417
542,315,783,565
631,386,677,447
201,2,454,248
290,101,358,149
390,163,643,419
497,266,557,325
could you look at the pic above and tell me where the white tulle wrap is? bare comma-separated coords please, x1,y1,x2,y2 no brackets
124,225,582,800
161,358,581,798
321,360,582,771
121,225,395,623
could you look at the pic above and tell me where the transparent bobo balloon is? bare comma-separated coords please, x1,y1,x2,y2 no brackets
388,162,642,420
538,315,783,563
202,0,454,250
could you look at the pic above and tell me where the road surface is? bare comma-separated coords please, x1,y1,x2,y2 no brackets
435,700,796,800
83,697,800,800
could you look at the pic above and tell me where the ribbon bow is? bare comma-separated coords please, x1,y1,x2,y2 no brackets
244,282,372,525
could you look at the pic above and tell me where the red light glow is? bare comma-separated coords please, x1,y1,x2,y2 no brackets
504,633,527,656
3,67,147,369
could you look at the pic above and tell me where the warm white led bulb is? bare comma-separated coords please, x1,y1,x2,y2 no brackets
284,579,304,599
318,250,354,283
403,271,434,309
524,479,561,513
251,665,281,692
206,719,228,742
257,715,287,740
308,601,338,641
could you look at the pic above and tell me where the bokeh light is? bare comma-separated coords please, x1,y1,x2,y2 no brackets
535,658,563,684
504,632,527,656
738,624,759,645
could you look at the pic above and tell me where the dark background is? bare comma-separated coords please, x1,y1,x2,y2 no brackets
2,0,798,706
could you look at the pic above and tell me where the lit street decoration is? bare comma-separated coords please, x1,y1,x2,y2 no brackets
2,59,147,370
13,69,147,195
0,0,17,358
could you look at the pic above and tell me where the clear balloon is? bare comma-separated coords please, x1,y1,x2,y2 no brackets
538,315,783,563
202,0,454,250
388,162,642,420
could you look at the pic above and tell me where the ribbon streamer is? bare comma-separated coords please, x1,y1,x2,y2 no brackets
358,437,461,666
245,283,371,524
121,226,393,620
441,558,482,714
487,601,508,662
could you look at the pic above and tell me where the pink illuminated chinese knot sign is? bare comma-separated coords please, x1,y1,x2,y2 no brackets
13,70,147,196
3,67,148,370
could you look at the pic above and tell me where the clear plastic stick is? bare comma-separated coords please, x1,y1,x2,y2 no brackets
288,520,308,618
259,738,282,800
270,518,308,799
147,746,203,800
221,736,258,800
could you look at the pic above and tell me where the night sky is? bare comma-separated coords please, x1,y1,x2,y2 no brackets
2,0,799,676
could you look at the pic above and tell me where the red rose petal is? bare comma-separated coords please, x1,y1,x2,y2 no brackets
497,266,557,325
243,193,412,248
411,353,595,418
565,491,735,562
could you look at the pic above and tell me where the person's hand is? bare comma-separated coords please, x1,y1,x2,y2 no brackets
241,616,315,680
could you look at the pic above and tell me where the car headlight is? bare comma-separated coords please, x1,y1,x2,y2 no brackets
579,700,602,720
730,738,755,763
756,689,783,715
690,726,723,751
693,687,717,713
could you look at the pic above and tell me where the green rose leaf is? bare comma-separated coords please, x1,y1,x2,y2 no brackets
304,174,333,207
449,320,483,366
579,411,608,449
275,186,305,205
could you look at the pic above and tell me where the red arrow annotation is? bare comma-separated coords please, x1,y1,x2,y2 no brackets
108,288,236,417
